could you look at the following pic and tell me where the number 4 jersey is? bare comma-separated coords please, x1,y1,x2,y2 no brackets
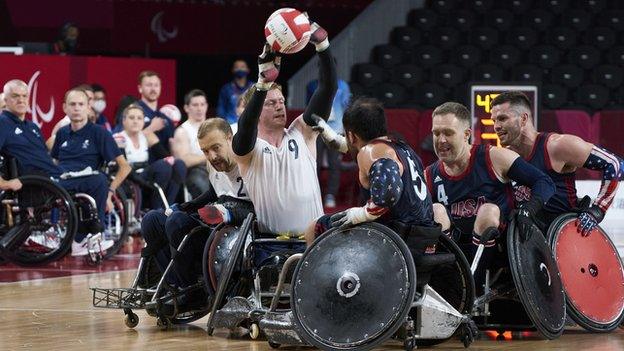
424,144,515,231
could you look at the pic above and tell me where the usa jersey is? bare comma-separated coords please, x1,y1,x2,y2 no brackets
425,144,515,225
514,133,577,213
370,139,435,227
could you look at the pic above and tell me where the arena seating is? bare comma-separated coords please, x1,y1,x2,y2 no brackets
350,0,624,111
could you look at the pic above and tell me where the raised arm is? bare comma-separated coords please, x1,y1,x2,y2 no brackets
302,23,336,127
231,44,280,163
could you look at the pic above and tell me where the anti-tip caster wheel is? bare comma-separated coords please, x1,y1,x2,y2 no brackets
249,323,260,339
268,341,281,349
157,317,171,331
124,312,139,328
403,337,416,351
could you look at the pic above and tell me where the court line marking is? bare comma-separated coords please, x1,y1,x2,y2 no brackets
0,268,137,285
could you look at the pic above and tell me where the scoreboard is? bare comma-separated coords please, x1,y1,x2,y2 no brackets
470,84,539,146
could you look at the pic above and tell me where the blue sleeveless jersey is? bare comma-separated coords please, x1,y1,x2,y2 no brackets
514,133,578,213
425,144,515,223
371,139,435,227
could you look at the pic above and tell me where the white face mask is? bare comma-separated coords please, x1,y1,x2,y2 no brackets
93,99,106,114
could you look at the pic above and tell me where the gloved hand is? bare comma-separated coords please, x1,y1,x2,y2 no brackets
308,20,329,51
311,114,348,153
198,204,231,225
329,206,373,230
576,204,604,236
177,200,201,213
516,196,543,240
257,43,281,90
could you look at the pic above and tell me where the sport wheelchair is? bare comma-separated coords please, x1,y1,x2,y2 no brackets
206,219,478,351
0,155,128,265
470,214,624,338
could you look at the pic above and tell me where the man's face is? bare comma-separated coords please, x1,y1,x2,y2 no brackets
431,113,471,163
184,95,208,122
345,130,361,159
198,129,235,172
491,102,524,148
138,75,161,103
5,84,29,118
122,108,145,134
232,60,249,74
64,91,89,123
259,89,287,129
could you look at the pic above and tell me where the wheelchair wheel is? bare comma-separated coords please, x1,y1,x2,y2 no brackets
547,213,624,332
414,234,475,347
0,175,78,265
103,187,130,258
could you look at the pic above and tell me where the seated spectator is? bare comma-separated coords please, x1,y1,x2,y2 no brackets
114,95,138,129
52,22,79,55
92,83,112,132
217,59,254,124
115,103,187,208
172,89,211,198
115,71,175,152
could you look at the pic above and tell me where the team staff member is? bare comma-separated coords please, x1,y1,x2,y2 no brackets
51,88,131,254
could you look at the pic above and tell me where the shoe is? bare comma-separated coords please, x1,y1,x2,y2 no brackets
23,228,60,252
71,234,114,256
324,194,336,209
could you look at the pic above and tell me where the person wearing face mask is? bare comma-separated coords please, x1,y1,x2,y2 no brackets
114,103,187,209
91,83,112,132
216,59,254,124
52,22,79,55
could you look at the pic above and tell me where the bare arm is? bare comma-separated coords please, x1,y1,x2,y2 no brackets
171,128,205,167
547,134,593,173
109,155,131,191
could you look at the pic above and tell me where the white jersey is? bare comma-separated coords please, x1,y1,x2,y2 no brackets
242,125,323,235
179,120,203,156
119,131,149,164
207,161,250,201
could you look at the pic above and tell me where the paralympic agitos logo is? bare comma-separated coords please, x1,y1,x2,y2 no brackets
26,71,55,128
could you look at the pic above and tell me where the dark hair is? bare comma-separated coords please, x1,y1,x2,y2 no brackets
184,89,207,106
432,102,471,127
342,97,387,142
91,83,106,94
490,91,532,112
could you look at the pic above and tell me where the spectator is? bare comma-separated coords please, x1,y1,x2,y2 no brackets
171,89,211,198
114,95,138,128
91,83,112,132
217,59,253,124
115,104,186,208
306,67,351,208
52,22,79,55
120,70,175,152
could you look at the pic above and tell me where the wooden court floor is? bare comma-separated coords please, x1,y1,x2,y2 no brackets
1,269,624,351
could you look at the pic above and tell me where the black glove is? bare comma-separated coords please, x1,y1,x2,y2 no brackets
178,200,202,213
516,196,543,241
577,204,604,237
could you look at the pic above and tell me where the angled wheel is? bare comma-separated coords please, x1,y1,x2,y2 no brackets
414,234,475,346
547,213,624,332
102,187,129,258
0,175,77,265
291,222,416,351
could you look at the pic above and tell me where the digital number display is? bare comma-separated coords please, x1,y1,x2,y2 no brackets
470,85,539,146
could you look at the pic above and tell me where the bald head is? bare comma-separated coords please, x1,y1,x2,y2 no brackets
3,79,29,119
